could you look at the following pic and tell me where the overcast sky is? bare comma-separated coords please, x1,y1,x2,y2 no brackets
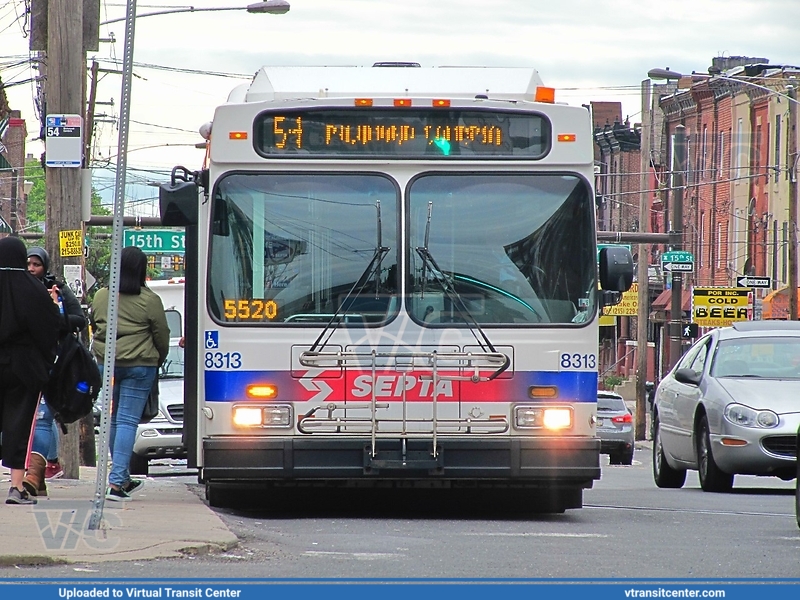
2,0,799,199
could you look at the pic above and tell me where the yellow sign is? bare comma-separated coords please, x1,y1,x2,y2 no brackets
59,229,83,258
692,287,750,327
602,283,639,316
599,314,616,327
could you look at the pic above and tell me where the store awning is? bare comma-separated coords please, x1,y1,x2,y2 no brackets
651,289,692,312
762,287,800,320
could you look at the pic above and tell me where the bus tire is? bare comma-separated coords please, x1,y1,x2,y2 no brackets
205,483,235,508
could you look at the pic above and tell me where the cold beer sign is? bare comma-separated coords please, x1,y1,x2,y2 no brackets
692,287,750,327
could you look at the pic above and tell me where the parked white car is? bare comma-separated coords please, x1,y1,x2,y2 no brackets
653,321,800,492
130,341,185,475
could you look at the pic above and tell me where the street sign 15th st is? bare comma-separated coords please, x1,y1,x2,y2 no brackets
736,276,772,289
123,229,185,253
661,250,694,273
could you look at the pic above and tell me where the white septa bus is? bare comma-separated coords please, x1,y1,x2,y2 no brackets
160,65,633,511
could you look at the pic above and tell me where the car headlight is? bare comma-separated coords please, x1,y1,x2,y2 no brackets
723,403,779,428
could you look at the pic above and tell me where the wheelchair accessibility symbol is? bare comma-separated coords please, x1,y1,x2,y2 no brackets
204,330,219,349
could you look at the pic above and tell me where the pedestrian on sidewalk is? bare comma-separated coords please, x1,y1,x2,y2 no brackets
23,246,88,497
91,247,170,502
0,237,60,505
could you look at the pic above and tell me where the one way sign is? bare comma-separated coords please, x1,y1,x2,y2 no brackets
736,276,771,288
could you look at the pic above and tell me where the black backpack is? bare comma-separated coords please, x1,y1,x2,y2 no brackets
44,332,102,430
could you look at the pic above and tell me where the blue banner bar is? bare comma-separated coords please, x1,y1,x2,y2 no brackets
3,581,800,600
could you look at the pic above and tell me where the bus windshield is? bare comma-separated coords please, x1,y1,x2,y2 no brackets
207,172,595,326
208,173,399,325
408,173,596,325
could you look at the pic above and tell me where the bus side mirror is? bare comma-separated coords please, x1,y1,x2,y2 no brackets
160,180,199,226
599,246,634,292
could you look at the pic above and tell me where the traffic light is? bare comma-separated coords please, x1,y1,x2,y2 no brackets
682,323,699,339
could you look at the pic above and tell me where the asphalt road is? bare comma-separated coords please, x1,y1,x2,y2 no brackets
1,447,797,580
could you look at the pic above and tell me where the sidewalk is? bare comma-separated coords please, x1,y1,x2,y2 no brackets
0,467,237,566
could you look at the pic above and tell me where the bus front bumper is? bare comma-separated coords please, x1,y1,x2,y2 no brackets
201,436,600,487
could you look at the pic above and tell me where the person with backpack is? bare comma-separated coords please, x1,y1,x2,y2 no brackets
91,247,170,502
22,246,88,497
0,237,61,505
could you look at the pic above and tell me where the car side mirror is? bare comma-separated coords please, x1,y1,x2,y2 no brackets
674,368,701,386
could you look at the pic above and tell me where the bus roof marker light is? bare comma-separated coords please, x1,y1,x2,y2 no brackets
432,99,450,107
393,98,412,107
534,86,555,103
229,131,248,140
355,98,373,106
557,134,577,142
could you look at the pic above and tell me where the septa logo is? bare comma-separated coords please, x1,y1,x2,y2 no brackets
351,373,455,400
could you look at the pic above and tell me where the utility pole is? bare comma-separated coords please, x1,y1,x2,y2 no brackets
44,0,85,480
634,79,651,441
669,125,687,369
788,83,798,321
33,0,99,479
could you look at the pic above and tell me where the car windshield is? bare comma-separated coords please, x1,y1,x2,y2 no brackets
160,344,184,379
597,396,626,411
711,336,800,379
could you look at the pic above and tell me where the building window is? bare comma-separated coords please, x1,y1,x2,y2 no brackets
774,115,781,184
735,118,743,182
701,125,708,180
700,212,705,269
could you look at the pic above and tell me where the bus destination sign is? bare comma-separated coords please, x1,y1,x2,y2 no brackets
255,109,550,159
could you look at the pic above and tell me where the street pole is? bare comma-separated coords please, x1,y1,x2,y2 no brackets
635,79,651,441
788,84,798,321
90,0,139,531
669,125,687,369
10,168,17,235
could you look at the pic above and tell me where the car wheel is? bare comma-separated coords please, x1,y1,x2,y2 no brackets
796,427,800,529
608,453,621,465
796,478,800,529
129,453,149,476
653,413,686,488
620,450,634,465
696,415,733,493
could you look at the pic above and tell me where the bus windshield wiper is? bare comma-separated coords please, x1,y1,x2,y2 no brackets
309,201,389,353
415,245,509,378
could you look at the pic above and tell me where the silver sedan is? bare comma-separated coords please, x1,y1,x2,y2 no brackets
652,321,800,492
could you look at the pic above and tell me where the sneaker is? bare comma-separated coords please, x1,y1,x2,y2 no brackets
6,486,36,505
105,485,131,502
45,461,63,480
123,479,145,495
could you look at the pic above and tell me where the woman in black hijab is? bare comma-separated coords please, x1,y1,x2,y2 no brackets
0,237,60,504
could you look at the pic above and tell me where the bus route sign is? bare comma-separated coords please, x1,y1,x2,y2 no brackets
45,114,82,167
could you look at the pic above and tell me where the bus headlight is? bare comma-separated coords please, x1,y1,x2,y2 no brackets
514,406,573,430
232,406,263,427
232,405,293,428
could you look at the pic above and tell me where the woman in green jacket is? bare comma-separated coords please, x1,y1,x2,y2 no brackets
92,247,170,501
